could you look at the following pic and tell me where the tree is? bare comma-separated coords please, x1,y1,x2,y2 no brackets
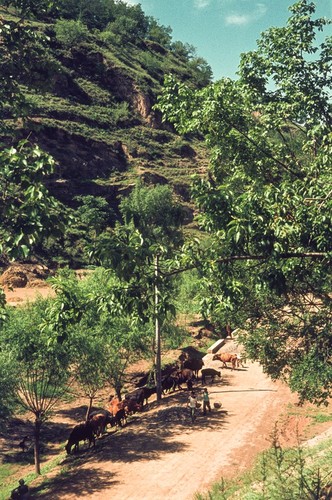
0,1,51,130
73,328,108,420
119,183,184,246
146,17,172,48
0,141,63,261
0,349,17,422
0,301,71,474
0,4,68,450
188,56,213,87
0,0,54,18
54,19,90,47
93,183,184,321
171,41,196,61
156,1,332,404
92,184,185,400
106,2,148,44
0,1,66,262
46,267,151,403
102,317,151,400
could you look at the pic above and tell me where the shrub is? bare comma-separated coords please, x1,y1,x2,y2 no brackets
55,20,89,47
140,52,162,77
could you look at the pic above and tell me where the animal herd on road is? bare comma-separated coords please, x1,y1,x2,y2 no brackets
65,349,245,454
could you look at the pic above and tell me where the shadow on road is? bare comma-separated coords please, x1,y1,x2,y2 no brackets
31,467,118,499
84,429,188,464
57,404,90,422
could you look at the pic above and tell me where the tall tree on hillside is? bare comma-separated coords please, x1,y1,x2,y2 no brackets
156,0,332,404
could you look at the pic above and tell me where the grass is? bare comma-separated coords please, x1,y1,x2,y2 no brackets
313,413,332,424
26,92,133,129
0,463,20,485
0,453,67,500
195,424,332,499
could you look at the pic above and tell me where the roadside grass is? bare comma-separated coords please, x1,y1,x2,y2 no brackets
0,463,20,485
313,413,332,424
0,453,67,500
195,424,332,499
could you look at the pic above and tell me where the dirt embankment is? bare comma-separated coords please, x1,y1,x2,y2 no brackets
1,264,54,306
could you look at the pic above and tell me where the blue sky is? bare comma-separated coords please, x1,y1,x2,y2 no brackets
126,0,332,80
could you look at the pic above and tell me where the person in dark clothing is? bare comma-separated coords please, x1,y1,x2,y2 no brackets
10,479,29,499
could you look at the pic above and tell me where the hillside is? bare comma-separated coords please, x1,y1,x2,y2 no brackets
1,3,210,250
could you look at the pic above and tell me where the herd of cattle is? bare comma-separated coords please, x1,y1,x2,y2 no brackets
65,350,245,454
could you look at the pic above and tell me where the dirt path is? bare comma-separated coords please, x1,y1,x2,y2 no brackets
0,280,305,499
44,360,298,500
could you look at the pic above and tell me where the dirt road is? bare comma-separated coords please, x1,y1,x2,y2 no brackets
49,359,298,500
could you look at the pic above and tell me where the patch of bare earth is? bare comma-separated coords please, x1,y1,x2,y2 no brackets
1,263,55,306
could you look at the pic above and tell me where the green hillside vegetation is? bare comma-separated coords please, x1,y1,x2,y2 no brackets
0,0,210,267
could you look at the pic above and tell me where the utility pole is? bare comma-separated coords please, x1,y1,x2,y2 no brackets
154,254,162,402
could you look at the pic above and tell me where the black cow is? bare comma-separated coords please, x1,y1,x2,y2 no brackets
183,358,204,377
65,421,95,454
201,368,221,385
114,408,127,427
126,385,156,406
161,374,177,393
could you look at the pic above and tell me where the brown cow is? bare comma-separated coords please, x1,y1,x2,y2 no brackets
108,398,129,426
171,368,194,390
320,483,332,499
109,397,125,415
123,398,143,415
88,409,114,434
213,353,238,370
236,353,245,368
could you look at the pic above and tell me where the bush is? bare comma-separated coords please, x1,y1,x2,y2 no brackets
55,20,89,47
140,52,162,77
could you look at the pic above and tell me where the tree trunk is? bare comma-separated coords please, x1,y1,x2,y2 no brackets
115,383,122,401
34,417,42,475
85,396,93,421
154,254,162,402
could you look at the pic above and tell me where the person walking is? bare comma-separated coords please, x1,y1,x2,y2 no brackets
202,387,212,416
188,391,197,423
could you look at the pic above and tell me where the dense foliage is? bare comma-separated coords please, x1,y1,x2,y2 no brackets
0,267,156,470
0,141,64,261
92,183,185,323
0,0,211,268
156,0,332,404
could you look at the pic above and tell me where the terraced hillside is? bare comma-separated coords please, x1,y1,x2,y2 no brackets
1,4,210,221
